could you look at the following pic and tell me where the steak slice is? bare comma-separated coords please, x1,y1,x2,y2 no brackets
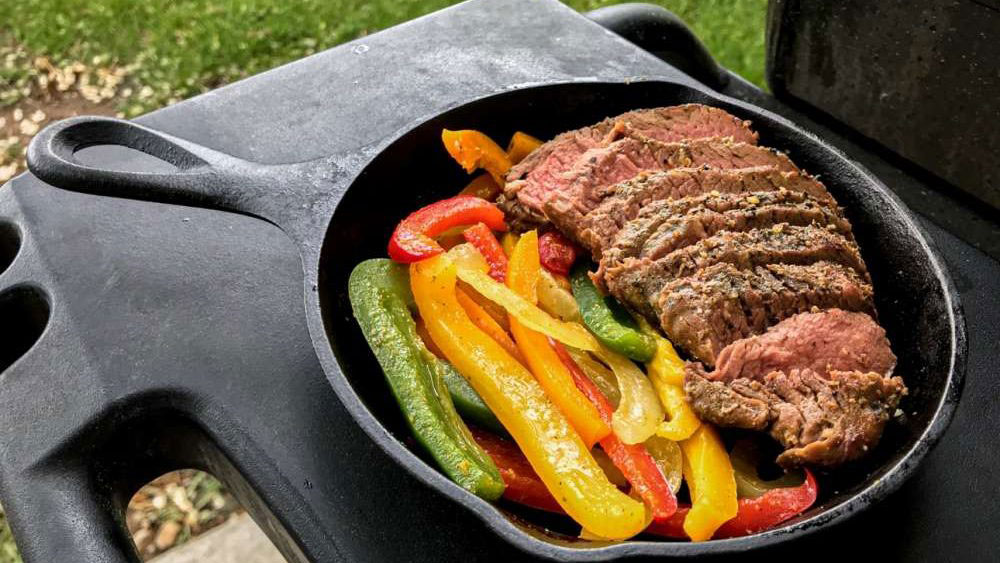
708,309,896,382
684,367,906,467
604,225,870,318
502,104,758,229
601,188,849,267
555,167,831,255
539,138,801,244
654,262,875,365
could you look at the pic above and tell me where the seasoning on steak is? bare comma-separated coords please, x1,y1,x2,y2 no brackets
600,188,848,268
709,308,896,382
534,138,800,243
605,225,870,319
685,367,905,467
655,261,875,365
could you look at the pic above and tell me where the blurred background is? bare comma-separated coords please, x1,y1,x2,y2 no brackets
0,0,765,560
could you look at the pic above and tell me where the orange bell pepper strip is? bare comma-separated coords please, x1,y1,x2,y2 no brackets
462,223,508,283
411,255,647,539
506,131,543,164
459,173,502,200
442,129,512,185
507,231,610,448
554,340,678,521
455,288,523,364
679,424,738,541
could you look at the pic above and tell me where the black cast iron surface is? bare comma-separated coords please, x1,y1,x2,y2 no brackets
0,0,995,561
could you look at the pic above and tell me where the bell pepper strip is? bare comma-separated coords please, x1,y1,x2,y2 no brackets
554,340,678,521
455,287,524,364
645,469,818,539
506,131,543,164
442,129,512,184
348,259,504,499
415,315,446,358
636,316,701,441
678,424,739,541
507,232,610,448
388,195,506,263
459,173,501,200
570,262,656,362
538,230,580,276
644,436,683,494
730,439,805,499
462,222,508,282
500,232,519,257
592,345,663,445
412,255,647,539
470,427,566,514
455,264,601,351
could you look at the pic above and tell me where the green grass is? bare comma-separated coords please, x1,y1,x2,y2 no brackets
2,0,766,114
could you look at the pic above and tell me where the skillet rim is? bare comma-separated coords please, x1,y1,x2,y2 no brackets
313,78,967,559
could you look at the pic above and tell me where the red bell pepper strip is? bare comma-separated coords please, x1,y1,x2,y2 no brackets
388,196,506,263
462,222,508,282
552,339,678,522
645,469,818,539
470,427,565,514
538,231,579,276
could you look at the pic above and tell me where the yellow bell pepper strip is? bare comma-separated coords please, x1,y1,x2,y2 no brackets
348,259,504,499
442,129,512,185
592,345,663,445
411,255,647,539
459,173,501,200
500,232,519,257
678,424,738,541
507,231,610,448
637,317,701,441
454,264,601,352
455,287,524,364
506,131,543,164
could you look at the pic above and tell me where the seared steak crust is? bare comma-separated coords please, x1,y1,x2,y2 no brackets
655,262,875,365
685,366,906,467
605,225,869,319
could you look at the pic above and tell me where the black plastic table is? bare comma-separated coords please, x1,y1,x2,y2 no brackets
0,1,996,561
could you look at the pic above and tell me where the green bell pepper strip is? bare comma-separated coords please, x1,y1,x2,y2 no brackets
435,359,506,435
349,258,504,500
570,262,656,362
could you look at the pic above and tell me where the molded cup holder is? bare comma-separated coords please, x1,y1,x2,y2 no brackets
0,285,50,374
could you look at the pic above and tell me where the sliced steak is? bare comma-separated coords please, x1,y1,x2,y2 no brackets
558,167,831,255
601,188,849,267
709,309,896,382
540,138,801,244
685,367,905,467
605,225,869,318
501,105,758,229
654,261,875,365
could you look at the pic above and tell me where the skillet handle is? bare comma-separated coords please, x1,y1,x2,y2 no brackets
26,116,279,222
587,3,729,90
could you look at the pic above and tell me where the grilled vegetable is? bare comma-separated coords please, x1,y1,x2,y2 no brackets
442,129,512,184
459,173,501,199
411,254,647,539
348,258,504,499
507,232,610,448
646,469,818,539
455,264,600,351
555,340,678,521
538,230,579,276
388,196,506,263
592,345,663,445
570,262,656,362
731,439,805,499
506,131,543,164
462,222,508,282
637,318,701,441
537,269,582,323
455,287,524,363
678,424,739,541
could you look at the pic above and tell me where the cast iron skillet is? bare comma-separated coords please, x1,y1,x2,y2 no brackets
26,80,966,558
